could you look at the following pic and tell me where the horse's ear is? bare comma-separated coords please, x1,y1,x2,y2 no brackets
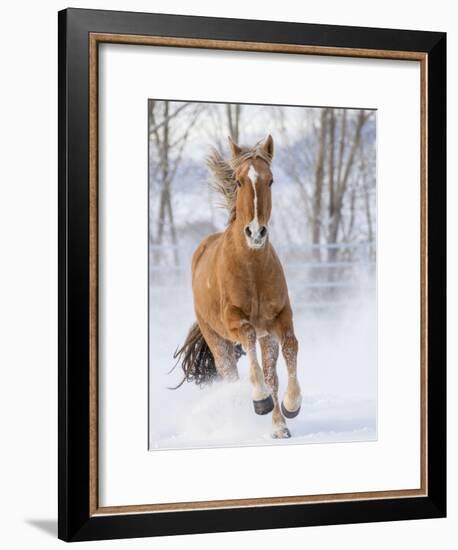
261,134,274,160
228,136,242,158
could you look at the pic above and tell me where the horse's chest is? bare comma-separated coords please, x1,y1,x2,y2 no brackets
244,285,281,323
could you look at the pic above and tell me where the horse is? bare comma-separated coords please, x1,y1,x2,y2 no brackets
173,134,302,439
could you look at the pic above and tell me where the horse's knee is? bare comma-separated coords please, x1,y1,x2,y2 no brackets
223,305,256,350
260,335,279,364
239,322,256,352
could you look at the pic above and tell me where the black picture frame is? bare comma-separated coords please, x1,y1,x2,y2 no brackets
58,7,446,542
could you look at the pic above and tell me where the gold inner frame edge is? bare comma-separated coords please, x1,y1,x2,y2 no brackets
88,32,428,516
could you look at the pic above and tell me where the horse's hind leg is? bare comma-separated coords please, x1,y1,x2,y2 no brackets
196,313,238,381
224,306,273,415
259,335,290,439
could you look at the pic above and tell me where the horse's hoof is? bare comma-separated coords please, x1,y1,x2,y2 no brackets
281,401,301,419
253,394,274,415
272,426,291,439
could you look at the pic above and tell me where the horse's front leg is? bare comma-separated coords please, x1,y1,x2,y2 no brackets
224,306,273,415
259,335,291,439
272,306,302,420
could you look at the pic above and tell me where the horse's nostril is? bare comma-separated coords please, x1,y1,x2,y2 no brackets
260,226,267,237
245,226,252,237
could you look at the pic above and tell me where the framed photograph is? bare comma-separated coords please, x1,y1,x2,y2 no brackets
58,8,446,542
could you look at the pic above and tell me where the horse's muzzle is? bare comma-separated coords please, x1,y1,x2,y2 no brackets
244,224,268,249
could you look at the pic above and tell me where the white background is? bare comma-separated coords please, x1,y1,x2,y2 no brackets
0,0,454,548
100,45,420,505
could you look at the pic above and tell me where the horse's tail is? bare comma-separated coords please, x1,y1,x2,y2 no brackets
170,322,218,389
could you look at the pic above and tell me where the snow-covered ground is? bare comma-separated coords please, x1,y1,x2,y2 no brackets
148,281,377,450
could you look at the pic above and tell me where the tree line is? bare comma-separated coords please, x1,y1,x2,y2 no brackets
148,100,376,266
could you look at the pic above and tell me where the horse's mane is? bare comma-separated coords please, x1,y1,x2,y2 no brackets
206,143,272,224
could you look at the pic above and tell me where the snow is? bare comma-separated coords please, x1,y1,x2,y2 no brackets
149,283,377,450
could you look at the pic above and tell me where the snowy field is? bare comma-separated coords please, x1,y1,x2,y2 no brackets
148,280,377,451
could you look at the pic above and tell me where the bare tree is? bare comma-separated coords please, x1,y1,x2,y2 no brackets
273,106,315,226
226,104,242,142
149,100,203,265
273,107,375,265
311,108,328,260
205,103,244,149
326,109,371,255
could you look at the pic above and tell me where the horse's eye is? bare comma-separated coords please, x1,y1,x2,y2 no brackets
236,180,241,188
269,179,274,187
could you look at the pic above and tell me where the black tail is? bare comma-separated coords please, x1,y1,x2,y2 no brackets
170,322,246,390
170,322,218,389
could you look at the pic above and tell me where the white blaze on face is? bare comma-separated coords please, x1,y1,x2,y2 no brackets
245,163,268,249
247,164,260,234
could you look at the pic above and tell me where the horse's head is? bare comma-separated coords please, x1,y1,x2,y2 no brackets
230,135,274,250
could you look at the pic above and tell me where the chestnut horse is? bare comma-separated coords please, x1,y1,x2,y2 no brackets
173,135,302,438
